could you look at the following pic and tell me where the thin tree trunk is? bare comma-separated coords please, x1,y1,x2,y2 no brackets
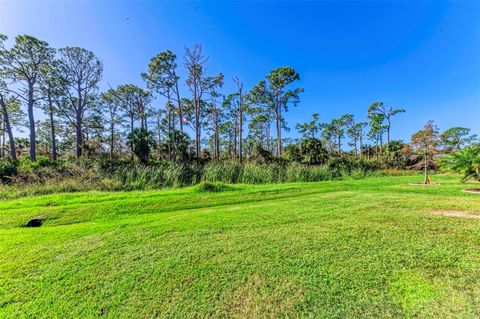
266,121,271,151
359,133,363,159
175,81,183,132
276,111,282,156
214,109,219,161
238,85,243,163
46,92,57,161
196,100,200,159
1,121,5,159
337,135,341,156
167,94,172,162
239,109,243,163
423,148,428,184
353,133,357,158
387,118,391,146
233,124,238,158
228,131,233,160
75,86,83,159
48,107,57,161
194,79,201,160
76,110,82,158
0,95,16,160
156,113,162,160
110,122,115,160
28,82,36,161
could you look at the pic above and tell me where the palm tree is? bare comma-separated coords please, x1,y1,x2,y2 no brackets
441,144,480,182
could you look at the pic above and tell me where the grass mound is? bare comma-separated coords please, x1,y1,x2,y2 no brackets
194,181,233,193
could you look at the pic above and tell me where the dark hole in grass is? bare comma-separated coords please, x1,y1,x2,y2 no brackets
25,218,44,227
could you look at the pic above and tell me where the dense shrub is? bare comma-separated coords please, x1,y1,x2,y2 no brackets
0,160,17,183
250,144,275,164
127,128,156,163
284,144,302,163
299,138,329,165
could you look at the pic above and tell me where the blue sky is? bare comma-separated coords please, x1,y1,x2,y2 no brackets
1,1,479,142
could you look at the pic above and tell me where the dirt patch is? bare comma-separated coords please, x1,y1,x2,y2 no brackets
430,210,480,219
463,189,480,194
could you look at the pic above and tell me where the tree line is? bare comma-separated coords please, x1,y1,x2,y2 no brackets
0,34,477,167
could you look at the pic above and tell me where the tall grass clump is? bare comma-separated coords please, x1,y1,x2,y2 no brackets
203,162,243,183
285,163,333,182
0,157,390,198
110,163,203,189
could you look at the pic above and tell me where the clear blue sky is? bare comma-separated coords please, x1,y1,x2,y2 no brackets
1,1,479,142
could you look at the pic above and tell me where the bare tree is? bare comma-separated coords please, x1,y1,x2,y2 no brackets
184,45,222,160
184,44,209,158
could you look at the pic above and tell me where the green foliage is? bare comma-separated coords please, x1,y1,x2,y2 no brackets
283,144,302,163
383,140,409,169
440,127,477,153
299,138,328,165
127,128,156,163
0,160,17,183
440,144,480,181
296,113,321,139
250,143,275,164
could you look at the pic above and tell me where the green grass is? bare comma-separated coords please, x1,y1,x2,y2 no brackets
1,175,480,318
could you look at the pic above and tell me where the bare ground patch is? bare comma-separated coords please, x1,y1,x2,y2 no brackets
463,189,480,194
430,210,480,219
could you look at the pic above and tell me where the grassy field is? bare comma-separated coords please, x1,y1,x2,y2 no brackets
1,175,480,318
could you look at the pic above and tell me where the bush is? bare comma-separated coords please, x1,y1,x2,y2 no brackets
0,160,17,183
127,128,155,164
299,138,328,165
284,144,302,163
250,144,274,164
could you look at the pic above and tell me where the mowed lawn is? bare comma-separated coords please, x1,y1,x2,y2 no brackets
1,175,480,318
